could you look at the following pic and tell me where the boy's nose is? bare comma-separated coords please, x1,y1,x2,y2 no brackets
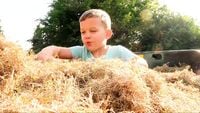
83,32,91,39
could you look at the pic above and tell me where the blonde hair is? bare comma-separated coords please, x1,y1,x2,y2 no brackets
79,9,112,29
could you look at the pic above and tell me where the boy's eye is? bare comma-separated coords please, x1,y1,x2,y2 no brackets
81,31,85,34
90,30,97,32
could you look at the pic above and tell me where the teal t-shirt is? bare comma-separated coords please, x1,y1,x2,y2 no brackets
69,45,138,61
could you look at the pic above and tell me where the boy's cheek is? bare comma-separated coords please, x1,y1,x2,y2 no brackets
81,37,85,42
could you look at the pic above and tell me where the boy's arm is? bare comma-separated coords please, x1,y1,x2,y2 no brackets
36,45,73,61
135,56,148,68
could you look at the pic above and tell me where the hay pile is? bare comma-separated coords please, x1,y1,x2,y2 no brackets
0,36,200,113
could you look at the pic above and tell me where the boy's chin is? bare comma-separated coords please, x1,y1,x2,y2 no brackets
87,48,95,52
85,46,93,51
87,47,98,53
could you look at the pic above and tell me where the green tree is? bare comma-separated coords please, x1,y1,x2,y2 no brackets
31,0,83,52
31,0,200,53
138,6,200,51
30,0,157,53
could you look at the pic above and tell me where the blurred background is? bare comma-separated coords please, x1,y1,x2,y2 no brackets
0,0,200,52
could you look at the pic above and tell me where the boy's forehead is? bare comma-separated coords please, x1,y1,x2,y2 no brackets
80,17,105,28
80,16,100,22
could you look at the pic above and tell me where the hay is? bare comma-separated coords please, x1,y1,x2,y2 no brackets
0,36,26,91
0,37,200,113
0,36,25,75
88,76,153,113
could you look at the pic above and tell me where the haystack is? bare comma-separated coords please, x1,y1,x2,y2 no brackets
0,36,200,113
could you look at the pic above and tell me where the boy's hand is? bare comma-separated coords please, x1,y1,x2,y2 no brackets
36,52,55,61
36,46,57,61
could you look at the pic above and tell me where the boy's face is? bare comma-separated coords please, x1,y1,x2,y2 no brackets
80,17,112,52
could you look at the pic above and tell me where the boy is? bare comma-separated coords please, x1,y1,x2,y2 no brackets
36,9,148,67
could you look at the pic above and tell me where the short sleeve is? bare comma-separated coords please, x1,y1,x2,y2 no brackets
69,46,92,60
117,45,137,61
69,46,83,58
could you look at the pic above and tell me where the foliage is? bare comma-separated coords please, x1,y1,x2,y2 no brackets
30,0,200,53
30,0,157,53
0,21,4,38
138,6,200,51
31,0,84,52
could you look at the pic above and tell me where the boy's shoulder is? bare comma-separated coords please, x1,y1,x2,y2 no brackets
109,45,126,50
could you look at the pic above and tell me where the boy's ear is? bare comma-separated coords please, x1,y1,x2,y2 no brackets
106,29,113,39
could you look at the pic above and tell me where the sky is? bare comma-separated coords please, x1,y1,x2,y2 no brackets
159,0,200,24
0,0,200,50
0,0,52,50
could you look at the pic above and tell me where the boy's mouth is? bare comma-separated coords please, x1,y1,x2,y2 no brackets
86,42,92,46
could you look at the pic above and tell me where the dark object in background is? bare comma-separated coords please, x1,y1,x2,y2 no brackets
136,49,200,75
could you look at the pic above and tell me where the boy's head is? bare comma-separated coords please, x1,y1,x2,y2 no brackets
79,9,113,52
79,9,111,30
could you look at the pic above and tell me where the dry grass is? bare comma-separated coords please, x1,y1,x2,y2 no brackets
1,36,200,113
